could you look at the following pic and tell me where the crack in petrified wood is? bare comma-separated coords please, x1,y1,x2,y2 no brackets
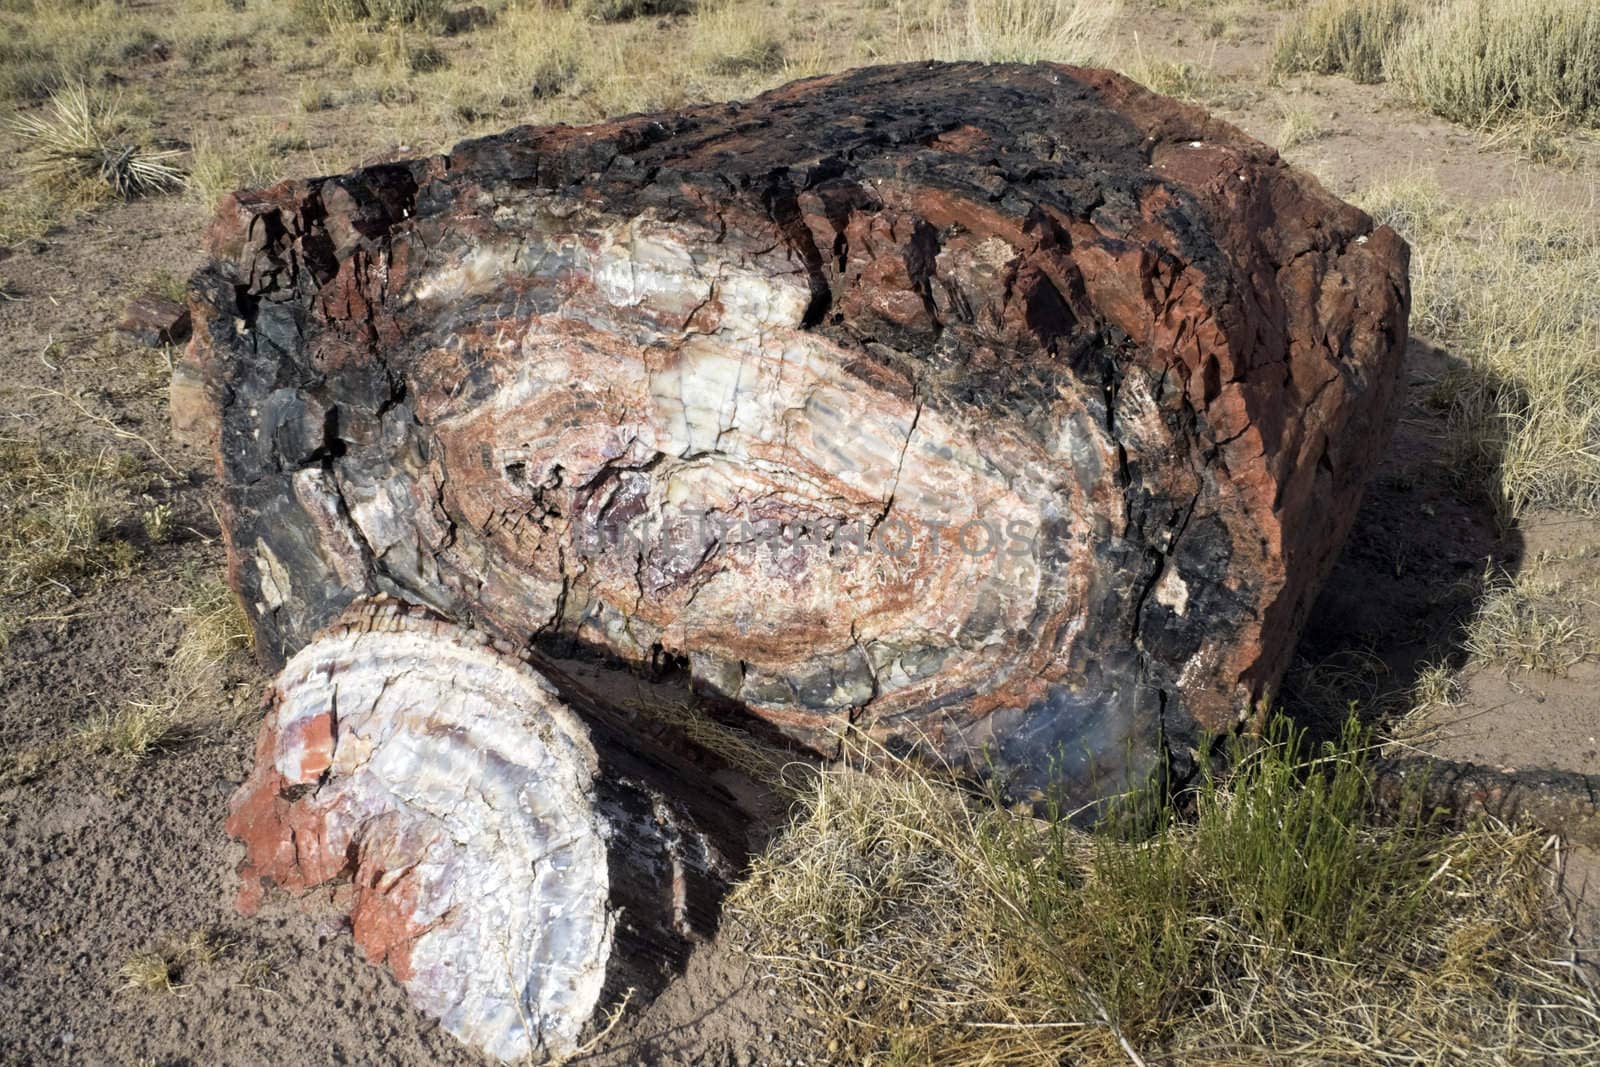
179,62,1409,808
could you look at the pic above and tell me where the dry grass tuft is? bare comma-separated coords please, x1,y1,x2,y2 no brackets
187,126,283,211
1410,659,1463,710
691,0,786,77
620,693,809,796
1272,0,1600,130
0,1,167,102
1465,563,1595,672
75,702,184,763
1271,0,1414,84
10,84,182,199
931,0,1120,65
293,0,448,28
733,720,1600,1064
0,439,140,644
1119,36,1223,104
579,0,695,22
173,573,254,691
118,950,182,995
1388,0,1600,128
380,26,448,74
427,3,592,128
1275,104,1333,148
117,930,235,996
0,183,61,245
1359,178,1600,519
1129,61,1225,106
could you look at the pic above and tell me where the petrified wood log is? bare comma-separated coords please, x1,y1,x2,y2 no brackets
178,61,1408,808
227,598,738,1061
1371,755,1600,849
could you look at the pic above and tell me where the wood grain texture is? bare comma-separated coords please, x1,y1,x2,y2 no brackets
226,598,736,1062
180,62,1409,809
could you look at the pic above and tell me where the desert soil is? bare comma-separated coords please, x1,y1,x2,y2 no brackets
2,4,1598,1065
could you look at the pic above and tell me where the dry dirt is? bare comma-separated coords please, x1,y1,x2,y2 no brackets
2,4,1598,1065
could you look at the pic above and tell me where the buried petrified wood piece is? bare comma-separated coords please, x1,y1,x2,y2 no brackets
1371,755,1600,850
181,61,1409,809
226,598,735,1062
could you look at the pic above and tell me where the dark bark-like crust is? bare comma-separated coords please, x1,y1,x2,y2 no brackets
1372,756,1600,849
178,62,1409,808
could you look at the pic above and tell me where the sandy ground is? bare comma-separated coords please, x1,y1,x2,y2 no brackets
2,4,1598,1065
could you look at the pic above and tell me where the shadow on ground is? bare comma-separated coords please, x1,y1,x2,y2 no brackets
1284,337,1523,741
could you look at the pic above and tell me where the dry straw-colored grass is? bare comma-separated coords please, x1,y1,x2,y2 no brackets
0,439,140,645
186,126,283,211
1388,0,1600,127
291,0,449,28
75,701,185,763
173,573,255,688
691,0,786,78
732,722,1600,1065
1465,561,1596,672
1359,178,1600,520
1122,48,1222,105
1274,104,1333,148
1275,0,1600,129
0,0,167,102
10,83,182,199
1270,0,1414,84
929,0,1121,65
118,949,183,995
117,930,238,996
580,0,694,21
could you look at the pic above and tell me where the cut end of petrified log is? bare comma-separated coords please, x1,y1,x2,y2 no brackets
226,599,613,1062
191,61,1409,815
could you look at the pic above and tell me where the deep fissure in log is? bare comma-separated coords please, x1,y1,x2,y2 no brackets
180,61,1409,810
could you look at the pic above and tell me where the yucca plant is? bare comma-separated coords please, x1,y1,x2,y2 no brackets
10,83,182,198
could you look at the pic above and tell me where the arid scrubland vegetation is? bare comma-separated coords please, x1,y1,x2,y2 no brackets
735,725,1600,1064
2,0,1600,1064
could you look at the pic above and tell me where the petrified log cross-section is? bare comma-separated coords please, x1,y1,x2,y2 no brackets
183,63,1407,808
227,599,736,1061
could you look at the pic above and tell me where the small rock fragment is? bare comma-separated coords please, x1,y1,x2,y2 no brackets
118,293,191,347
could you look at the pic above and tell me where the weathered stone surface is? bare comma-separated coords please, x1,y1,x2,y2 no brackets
181,62,1409,807
1372,755,1600,849
227,598,733,1062
118,293,191,347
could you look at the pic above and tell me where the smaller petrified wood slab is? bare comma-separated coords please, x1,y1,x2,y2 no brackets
227,598,733,1062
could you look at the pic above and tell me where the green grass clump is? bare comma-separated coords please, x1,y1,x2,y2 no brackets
1389,0,1600,127
733,719,1598,1064
1271,0,1415,83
